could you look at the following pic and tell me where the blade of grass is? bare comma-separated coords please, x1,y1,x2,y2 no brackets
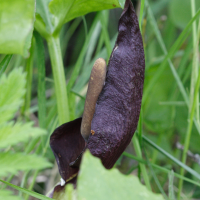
135,0,152,191
159,101,186,106
138,110,143,146
168,170,175,200
70,90,85,100
100,10,112,58
45,105,57,128
145,0,200,135
0,179,54,200
177,40,193,79
142,135,200,180
61,18,82,57
67,13,101,92
143,148,168,199
123,152,200,188
82,16,88,41
139,0,145,31
34,31,46,147
189,0,199,123
144,1,200,105
83,18,102,69
21,38,34,117
72,34,117,93
0,55,12,76
96,31,104,55
132,109,151,190
132,136,151,191
24,171,39,200
67,13,101,119
178,35,200,199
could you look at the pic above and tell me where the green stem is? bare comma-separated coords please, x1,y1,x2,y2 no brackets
134,1,151,191
151,132,162,164
47,36,69,124
178,67,200,199
24,171,39,200
189,0,199,121
143,148,168,199
139,0,145,30
132,135,151,191
100,10,112,57
178,3,200,198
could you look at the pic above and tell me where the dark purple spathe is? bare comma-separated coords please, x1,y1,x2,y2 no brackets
49,0,145,196
87,0,145,169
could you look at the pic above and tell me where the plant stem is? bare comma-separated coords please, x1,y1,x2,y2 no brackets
178,2,200,199
24,171,39,200
178,67,200,199
139,0,145,30
134,1,151,191
47,35,69,125
132,135,151,191
189,0,199,122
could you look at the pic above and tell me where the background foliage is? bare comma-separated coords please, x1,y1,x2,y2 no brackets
0,0,200,199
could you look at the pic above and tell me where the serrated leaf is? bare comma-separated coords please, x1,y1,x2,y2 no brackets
0,0,35,57
0,190,23,200
0,121,46,149
0,68,26,123
77,151,164,200
0,152,52,177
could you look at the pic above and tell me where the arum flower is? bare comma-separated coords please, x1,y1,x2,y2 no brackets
49,0,145,197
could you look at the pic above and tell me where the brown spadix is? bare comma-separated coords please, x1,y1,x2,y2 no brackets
81,58,107,141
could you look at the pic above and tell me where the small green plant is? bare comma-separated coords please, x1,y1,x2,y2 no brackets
0,68,51,199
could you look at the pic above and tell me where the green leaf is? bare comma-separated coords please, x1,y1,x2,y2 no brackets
0,68,26,123
0,122,46,149
35,0,122,35
0,152,52,177
77,150,164,200
0,0,35,57
0,179,54,200
0,190,23,200
50,0,121,31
